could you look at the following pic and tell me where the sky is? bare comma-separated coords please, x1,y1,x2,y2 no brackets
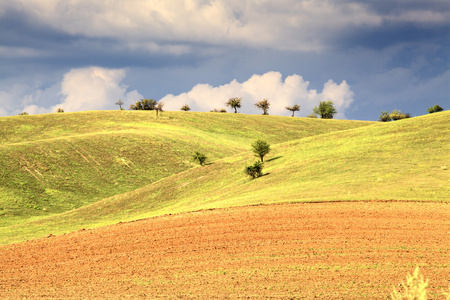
1,0,449,120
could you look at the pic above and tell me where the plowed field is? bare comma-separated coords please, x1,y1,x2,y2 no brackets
1,201,449,299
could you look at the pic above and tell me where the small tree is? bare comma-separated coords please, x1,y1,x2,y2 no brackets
245,161,264,179
427,104,443,113
56,108,64,113
286,104,300,117
226,97,241,113
313,100,337,119
255,99,270,115
18,112,29,115
379,111,391,122
192,151,207,166
251,140,270,162
181,104,191,111
116,99,124,110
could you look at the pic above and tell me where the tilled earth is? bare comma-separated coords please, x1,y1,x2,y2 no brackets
1,201,449,299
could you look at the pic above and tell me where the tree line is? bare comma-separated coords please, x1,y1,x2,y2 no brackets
124,97,338,118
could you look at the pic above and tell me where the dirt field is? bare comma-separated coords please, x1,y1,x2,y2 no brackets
1,201,449,299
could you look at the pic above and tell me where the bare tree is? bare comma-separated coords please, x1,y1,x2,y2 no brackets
155,101,164,116
116,99,124,110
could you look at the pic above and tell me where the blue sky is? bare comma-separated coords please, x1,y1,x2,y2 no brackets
1,0,449,120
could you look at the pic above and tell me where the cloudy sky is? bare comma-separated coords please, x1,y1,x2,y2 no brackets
1,0,449,120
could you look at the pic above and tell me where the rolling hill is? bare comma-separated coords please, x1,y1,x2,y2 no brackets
0,110,374,244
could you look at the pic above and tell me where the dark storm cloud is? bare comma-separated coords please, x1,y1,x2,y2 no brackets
364,0,450,15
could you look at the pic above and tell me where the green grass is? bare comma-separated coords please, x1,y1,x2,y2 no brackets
0,111,448,244
0,110,372,243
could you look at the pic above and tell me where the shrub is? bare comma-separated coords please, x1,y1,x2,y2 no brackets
210,108,227,113
181,104,191,111
192,152,207,166
245,161,264,179
306,113,318,118
427,105,444,113
56,108,64,113
379,111,391,122
18,112,28,115
390,109,410,121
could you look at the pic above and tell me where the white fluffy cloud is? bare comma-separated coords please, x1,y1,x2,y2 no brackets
161,71,354,118
22,67,142,114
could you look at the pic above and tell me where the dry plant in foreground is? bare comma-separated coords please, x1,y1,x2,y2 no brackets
389,267,450,300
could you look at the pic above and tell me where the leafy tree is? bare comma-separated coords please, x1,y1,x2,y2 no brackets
18,112,29,115
378,111,391,122
251,140,270,162
116,99,124,110
245,161,264,179
312,100,337,119
255,99,270,115
286,104,300,117
56,108,64,113
129,98,156,110
427,104,444,113
181,104,191,111
226,97,241,113
192,151,207,166
390,109,410,121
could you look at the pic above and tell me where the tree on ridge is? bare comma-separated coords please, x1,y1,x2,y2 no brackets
226,97,242,113
255,99,270,115
286,104,300,117
312,100,337,119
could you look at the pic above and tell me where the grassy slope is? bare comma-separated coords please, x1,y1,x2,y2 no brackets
1,111,448,245
0,111,371,234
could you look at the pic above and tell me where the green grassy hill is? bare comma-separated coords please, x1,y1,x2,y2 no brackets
0,110,373,243
1,111,448,245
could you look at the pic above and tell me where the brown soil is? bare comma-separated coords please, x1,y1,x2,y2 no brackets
1,201,449,299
